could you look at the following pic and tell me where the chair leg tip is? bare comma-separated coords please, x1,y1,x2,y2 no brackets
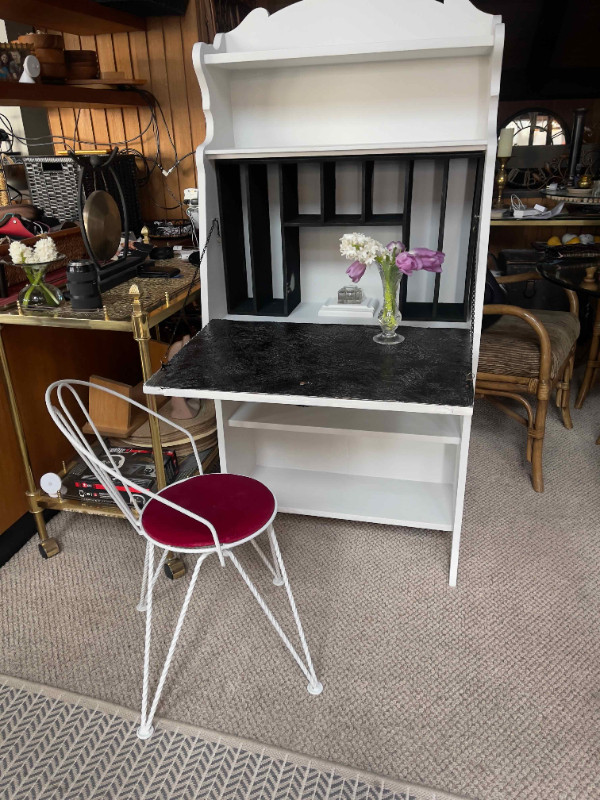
272,577,284,587
307,680,323,696
137,725,154,740
136,603,147,612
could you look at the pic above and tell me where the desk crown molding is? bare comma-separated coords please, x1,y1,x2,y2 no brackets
213,0,497,53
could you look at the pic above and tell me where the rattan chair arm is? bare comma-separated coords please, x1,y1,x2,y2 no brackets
483,304,552,382
495,271,579,314
564,288,579,315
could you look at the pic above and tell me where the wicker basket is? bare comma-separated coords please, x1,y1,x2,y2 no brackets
22,155,142,233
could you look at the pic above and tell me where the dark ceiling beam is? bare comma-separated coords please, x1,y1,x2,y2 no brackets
500,68,600,101
524,0,569,95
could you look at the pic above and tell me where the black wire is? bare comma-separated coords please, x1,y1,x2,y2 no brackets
7,183,22,203
0,89,193,208
161,217,220,364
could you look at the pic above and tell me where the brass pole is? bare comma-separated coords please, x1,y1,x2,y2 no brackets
130,287,185,580
130,286,166,490
0,325,49,545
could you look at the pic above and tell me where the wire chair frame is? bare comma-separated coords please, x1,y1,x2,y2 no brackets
45,380,224,562
44,379,323,740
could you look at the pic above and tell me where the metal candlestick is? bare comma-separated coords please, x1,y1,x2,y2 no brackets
493,157,509,208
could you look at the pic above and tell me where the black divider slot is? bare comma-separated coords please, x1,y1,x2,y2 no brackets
282,226,301,316
216,161,252,314
364,213,404,226
463,155,484,321
432,158,450,318
279,163,301,316
399,158,414,311
321,162,336,222
246,163,274,313
280,162,299,221
362,160,374,220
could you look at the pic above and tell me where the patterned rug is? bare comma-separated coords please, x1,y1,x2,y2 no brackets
0,676,466,800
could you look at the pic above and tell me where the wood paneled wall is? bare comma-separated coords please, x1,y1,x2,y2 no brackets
45,1,246,221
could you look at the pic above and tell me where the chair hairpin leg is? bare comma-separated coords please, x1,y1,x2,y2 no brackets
250,526,283,586
267,525,284,586
137,541,168,612
138,547,208,740
227,528,322,696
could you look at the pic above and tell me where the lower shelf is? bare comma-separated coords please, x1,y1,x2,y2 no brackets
229,402,462,443
251,465,455,531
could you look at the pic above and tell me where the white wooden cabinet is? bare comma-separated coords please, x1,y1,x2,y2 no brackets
145,0,504,586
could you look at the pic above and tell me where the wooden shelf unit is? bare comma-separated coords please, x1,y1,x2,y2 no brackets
0,0,146,35
0,82,146,110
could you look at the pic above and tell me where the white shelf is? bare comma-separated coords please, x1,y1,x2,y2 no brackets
224,301,470,329
251,465,455,530
204,36,494,70
229,402,462,444
205,141,488,160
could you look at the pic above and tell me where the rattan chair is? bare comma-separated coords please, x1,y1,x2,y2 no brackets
476,271,579,492
45,379,323,741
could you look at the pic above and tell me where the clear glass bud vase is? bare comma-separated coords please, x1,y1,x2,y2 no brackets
374,262,404,345
18,262,64,310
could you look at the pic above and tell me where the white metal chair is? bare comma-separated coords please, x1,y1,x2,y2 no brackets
44,379,323,740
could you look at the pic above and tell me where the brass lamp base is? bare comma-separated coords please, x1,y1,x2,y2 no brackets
493,156,510,208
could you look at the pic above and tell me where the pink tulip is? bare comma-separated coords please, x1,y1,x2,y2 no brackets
395,251,419,275
411,247,445,273
346,260,367,283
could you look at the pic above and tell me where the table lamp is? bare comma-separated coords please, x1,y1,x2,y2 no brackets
494,128,513,207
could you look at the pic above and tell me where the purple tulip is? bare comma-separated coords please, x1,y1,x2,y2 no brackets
386,240,405,253
411,247,445,273
346,259,367,283
395,251,419,275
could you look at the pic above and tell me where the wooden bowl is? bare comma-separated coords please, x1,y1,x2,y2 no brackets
64,50,98,63
34,48,66,64
40,62,67,79
66,63,99,80
18,33,64,50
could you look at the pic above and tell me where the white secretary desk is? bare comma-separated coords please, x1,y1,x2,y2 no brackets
145,0,505,586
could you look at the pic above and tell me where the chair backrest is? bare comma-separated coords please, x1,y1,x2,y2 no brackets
45,380,224,564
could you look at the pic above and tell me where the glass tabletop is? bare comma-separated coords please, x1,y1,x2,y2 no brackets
537,259,600,298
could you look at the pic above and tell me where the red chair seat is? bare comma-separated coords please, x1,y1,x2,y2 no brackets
141,474,276,550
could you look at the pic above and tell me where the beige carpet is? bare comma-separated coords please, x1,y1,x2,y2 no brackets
1,398,599,800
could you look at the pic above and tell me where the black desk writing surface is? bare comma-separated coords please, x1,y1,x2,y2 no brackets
145,320,474,409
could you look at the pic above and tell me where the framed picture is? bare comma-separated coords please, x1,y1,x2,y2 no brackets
0,44,33,82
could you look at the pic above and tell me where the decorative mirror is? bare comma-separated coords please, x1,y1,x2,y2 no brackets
498,108,571,189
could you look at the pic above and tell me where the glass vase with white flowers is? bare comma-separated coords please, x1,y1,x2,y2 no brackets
8,237,65,310
340,234,445,345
